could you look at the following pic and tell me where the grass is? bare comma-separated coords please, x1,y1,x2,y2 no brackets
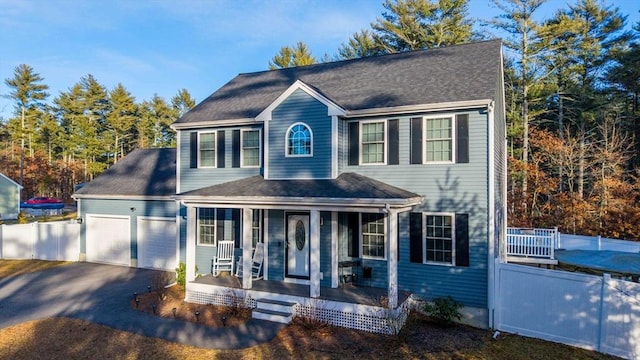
0,260,621,360
1,211,77,225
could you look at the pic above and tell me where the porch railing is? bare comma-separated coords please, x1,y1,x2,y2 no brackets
506,227,558,260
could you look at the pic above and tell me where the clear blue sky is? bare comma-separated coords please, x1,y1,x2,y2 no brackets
1,0,638,120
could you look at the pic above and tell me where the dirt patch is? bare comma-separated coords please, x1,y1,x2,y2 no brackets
130,285,251,328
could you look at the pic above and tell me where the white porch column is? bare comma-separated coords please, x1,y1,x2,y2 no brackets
310,210,321,298
387,209,398,309
242,208,253,289
186,206,197,282
331,211,339,288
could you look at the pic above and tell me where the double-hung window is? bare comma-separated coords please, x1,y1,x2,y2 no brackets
361,121,385,164
425,116,453,163
361,213,385,258
198,208,216,246
199,132,216,167
242,129,260,167
286,123,312,156
424,213,454,265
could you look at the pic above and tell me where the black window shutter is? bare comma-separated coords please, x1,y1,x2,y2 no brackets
348,122,359,166
189,132,198,168
217,131,225,168
455,213,469,267
232,130,240,168
409,212,423,263
215,209,225,244
232,209,241,248
410,117,423,164
388,119,399,165
347,212,359,257
456,114,469,163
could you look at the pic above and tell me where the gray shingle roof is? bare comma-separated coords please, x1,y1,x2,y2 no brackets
73,148,176,197
176,173,422,205
175,40,502,124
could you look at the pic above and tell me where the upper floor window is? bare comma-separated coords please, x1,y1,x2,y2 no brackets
286,123,312,156
361,121,386,164
362,213,385,259
424,116,453,163
199,132,216,167
424,213,454,265
242,129,260,167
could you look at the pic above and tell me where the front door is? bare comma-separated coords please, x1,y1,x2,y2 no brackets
286,213,310,279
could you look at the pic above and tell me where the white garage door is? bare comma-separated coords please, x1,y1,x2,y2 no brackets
86,214,131,266
138,217,177,271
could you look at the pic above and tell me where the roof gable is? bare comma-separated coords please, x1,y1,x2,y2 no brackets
255,80,346,121
174,40,503,127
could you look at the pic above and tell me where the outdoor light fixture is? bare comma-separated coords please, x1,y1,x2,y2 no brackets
135,298,140,308
172,307,177,318
130,207,136,212
221,316,227,327
133,292,137,301
147,285,151,293
152,304,157,314
76,217,83,224
194,310,200,322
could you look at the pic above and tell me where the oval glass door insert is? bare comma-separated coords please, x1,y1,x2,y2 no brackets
295,220,306,250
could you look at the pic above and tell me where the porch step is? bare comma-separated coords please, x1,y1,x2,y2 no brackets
252,298,296,324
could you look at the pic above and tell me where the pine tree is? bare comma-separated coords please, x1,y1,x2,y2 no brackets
269,42,317,69
107,83,137,163
171,88,196,118
337,30,384,60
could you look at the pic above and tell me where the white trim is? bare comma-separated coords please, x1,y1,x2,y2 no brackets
176,132,181,194
310,210,320,298
171,118,257,130
264,120,270,179
175,201,182,271
73,195,174,201
488,99,497,330
387,209,398,308
359,119,388,165
240,128,262,168
197,130,217,168
196,207,216,247
284,122,313,158
345,99,492,118
186,206,197,281
263,212,269,279
423,114,456,165
331,115,338,179
422,212,456,266
256,80,346,122
283,277,311,285
331,211,339,288
242,208,253,289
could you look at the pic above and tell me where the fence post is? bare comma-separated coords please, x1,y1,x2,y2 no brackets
597,273,610,353
598,235,602,251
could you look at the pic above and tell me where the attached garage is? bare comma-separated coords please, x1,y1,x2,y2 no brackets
86,214,131,266
138,217,177,270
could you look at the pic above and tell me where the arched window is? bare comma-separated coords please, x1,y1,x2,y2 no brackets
286,123,312,156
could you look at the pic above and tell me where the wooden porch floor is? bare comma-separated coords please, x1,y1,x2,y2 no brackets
191,274,411,307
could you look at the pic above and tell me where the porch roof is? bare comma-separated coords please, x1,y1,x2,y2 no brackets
175,173,422,209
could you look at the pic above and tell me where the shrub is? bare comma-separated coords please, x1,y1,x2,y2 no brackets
176,262,186,287
424,295,462,326
17,211,28,224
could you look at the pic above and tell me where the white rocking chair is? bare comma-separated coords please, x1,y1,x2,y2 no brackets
235,244,264,280
212,241,235,276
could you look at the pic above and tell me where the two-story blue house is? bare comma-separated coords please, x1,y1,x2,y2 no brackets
74,39,506,333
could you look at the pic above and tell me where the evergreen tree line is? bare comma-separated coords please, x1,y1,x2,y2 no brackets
3,0,639,239
270,0,640,239
2,67,195,201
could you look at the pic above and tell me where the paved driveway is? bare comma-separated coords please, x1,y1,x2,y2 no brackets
0,262,283,349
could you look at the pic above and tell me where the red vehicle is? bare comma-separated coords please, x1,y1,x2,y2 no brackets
26,196,62,204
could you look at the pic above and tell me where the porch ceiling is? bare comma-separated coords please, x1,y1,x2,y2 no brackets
175,173,422,210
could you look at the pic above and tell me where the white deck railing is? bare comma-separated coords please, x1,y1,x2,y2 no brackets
506,227,558,260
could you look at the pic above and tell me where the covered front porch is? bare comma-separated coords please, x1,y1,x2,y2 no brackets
175,173,422,332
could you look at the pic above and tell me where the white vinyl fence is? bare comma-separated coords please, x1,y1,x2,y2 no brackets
495,261,640,359
559,233,640,253
0,222,80,261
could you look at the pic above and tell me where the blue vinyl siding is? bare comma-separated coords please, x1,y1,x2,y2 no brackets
319,211,332,287
79,198,177,262
267,210,285,281
342,109,489,308
179,126,262,193
268,89,332,179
